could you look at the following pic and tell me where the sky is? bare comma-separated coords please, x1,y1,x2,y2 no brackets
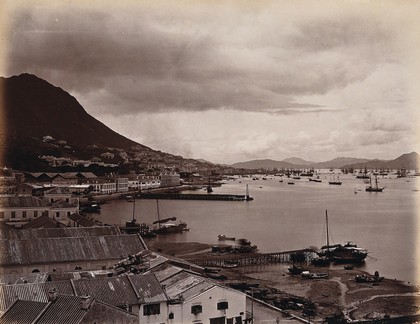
1,0,420,164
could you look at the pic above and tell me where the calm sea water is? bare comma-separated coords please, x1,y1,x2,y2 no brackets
95,173,420,285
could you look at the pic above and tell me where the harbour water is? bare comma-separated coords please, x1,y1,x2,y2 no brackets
95,172,420,285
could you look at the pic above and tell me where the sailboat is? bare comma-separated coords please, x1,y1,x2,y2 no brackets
122,197,156,237
153,200,189,234
328,175,342,185
317,210,368,263
365,175,384,192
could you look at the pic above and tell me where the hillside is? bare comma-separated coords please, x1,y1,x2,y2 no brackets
0,73,144,150
0,73,212,172
231,159,295,169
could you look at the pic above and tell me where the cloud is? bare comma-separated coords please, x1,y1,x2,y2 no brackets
4,1,413,116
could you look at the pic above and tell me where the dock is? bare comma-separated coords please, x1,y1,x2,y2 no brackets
185,249,318,267
139,192,252,201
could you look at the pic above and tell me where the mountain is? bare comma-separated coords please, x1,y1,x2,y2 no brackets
232,154,419,170
0,73,144,150
282,157,314,165
0,73,212,172
343,152,419,170
310,157,370,169
231,159,295,169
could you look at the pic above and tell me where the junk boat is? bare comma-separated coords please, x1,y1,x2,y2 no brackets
317,210,368,263
152,200,189,234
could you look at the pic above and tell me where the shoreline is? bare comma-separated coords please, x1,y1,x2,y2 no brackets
147,240,420,322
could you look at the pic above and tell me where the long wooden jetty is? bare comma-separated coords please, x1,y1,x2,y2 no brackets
139,192,251,201
185,249,318,267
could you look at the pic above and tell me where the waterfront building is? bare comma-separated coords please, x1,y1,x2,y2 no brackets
0,196,50,227
90,180,117,194
0,226,146,275
160,172,181,188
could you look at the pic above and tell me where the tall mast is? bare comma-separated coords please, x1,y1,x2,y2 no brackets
132,197,136,221
326,210,329,251
156,199,161,229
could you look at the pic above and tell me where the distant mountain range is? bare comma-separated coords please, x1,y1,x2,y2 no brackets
231,152,419,170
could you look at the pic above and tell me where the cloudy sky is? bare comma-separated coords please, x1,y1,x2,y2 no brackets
1,0,419,164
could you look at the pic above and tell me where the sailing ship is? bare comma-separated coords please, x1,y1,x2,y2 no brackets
317,210,368,263
365,175,384,192
328,175,342,185
121,197,156,237
153,200,189,234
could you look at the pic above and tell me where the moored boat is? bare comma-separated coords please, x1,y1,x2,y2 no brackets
218,234,236,241
365,175,384,192
317,210,368,263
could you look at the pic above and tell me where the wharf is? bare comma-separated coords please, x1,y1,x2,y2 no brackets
186,249,317,267
139,192,251,201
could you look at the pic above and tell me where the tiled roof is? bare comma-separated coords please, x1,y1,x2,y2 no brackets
81,300,138,324
21,215,64,229
44,186,71,195
77,172,97,179
0,235,146,266
0,294,138,324
0,300,48,324
0,281,74,312
72,276,138,307
128,273,167,303
36,294,86,324
0,196,48,208
68,213,98,227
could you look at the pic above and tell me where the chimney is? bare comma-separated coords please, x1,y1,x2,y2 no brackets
48,288,58,302
80,295,92,310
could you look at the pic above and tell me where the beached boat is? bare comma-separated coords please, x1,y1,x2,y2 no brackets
125,195,135,202
301,271,329,279
318,210,368,263
218,234,236,241
288,265,305,275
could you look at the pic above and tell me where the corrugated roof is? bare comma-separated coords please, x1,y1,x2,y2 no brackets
0,196,48,208
161,271,205,300
0,226,121,240
149,264,183,282
178,280,215,302
128,273,167,303
0,300,48,324
72,276,138,307
0,235,146,266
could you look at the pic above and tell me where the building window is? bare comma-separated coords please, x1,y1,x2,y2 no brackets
0,211,4,219
191,305,203,315
11,211,16,218
56,212,60,218
227,319,233,324
34,211,38,218
235,316,242,324
168,312,174,320
67,211,71,217
217,301,229,310
143,303,160,316
22,211,27,218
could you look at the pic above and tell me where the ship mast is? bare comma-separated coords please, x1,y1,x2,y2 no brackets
326,210,330,252
132,197,136,222
156,199,161,229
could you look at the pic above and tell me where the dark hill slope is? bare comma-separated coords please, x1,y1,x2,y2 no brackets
0,73,143,150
